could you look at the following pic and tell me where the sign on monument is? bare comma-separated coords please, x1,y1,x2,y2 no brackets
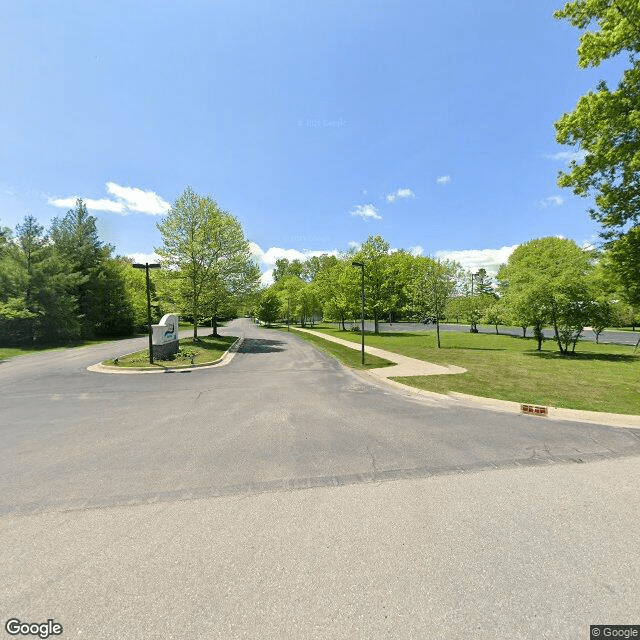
151,314,179,359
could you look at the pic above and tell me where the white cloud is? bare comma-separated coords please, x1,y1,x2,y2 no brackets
48,182,170,216
249,243,307,266
260,269,274,287
546,150,587,164
127,252,163,265
48,196,125,213
348,240,361,251
408,245,424,256
250,243,339,285
350,204,381,220
386,188,415,203
106,182,170,215
436,175,451,185
538,195,565,208
435,244,519,276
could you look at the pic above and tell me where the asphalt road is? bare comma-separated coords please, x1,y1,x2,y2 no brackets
343,321,640,346
2,318,639,638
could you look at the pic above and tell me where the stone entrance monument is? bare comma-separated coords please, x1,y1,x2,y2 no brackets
151,314,179,360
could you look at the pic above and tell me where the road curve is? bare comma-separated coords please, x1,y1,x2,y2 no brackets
2,318,639,516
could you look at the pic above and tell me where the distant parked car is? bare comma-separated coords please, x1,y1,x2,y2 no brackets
421,316,437,324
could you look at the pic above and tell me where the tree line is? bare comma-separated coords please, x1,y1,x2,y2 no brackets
0,188,259,346
257,234,639,354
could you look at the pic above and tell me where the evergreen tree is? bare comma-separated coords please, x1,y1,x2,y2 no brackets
49,199,112,338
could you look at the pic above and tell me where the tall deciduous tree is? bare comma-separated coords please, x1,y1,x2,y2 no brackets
272,258,304,282
411,257,458,348
258,289,282,326
554,1,640,302
314,256,359,330
156,187,259,341
554,1,640,238
498,237,596,353
607,225,640,308
355,235,392,334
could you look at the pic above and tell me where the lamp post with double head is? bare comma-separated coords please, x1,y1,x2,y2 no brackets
132,262,161,364
352,261,365,365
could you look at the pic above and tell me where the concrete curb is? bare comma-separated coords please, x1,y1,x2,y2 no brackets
289,326,640,429
87,336,244,375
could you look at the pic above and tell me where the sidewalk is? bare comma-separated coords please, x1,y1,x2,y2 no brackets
291,327,640,428
292,326,466,378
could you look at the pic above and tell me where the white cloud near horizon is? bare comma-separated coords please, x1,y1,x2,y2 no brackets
48,182,171,216
435,244,519,276
250,242,340,286
350,204,381,220
386,188,415,203
126,251,163,264
436,175,451,185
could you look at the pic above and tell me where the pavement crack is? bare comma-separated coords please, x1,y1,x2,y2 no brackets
366,445,379,475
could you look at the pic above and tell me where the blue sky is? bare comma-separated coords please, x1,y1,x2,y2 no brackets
0,1,626,283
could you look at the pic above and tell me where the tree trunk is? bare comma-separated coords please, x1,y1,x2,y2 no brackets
193,299,198,342
436,321,441,348
211,316,219,337
553,321,565,354
571,329,582,353
495,324,499,334
522,326,527,338
534,324,543,351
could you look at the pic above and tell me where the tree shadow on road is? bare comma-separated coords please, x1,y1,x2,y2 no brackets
239,338,286,354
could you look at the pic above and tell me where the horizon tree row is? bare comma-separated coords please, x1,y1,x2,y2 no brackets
257,234,639,353
0,188,260,346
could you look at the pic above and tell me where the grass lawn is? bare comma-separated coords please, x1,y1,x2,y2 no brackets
103,334,237,369
269,325,396,370
307,325,640,415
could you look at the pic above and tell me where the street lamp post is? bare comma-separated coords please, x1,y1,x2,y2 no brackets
470,271,480,333
471,271,480,296
132,262,161,364
352,261,365,365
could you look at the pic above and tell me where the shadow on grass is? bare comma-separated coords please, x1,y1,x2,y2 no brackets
524,351,639,363
434,346,509,352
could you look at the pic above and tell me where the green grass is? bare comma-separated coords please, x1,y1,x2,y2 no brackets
270,325,396,370
307,325,640,414
103,334,237,369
